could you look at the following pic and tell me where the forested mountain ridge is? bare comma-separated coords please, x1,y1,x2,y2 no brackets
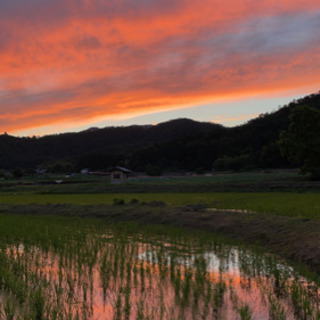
1,92,319,172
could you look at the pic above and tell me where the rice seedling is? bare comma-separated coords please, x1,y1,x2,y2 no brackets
0,213,319,319
2,299,16,320
268,295,287,320
239,304,252,320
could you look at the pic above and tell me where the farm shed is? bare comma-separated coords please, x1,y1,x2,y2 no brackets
110,166,132,183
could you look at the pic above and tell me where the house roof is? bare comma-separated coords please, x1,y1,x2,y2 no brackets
110,166,132,173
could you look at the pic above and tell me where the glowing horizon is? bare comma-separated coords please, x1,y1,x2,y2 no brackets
1,0,320,136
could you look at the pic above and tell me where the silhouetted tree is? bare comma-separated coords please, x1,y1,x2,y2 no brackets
278,106,320,179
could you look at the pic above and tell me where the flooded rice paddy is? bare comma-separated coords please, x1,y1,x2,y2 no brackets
0,214,319,319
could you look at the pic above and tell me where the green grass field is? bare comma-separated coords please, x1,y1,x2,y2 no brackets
0,170,304,194
1,191,319,219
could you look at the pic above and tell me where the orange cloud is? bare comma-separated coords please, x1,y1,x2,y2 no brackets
1,0,320,134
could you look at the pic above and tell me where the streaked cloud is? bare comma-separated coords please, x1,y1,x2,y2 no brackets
0,0,320,134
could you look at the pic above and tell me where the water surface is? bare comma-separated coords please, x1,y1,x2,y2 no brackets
0,217,319,319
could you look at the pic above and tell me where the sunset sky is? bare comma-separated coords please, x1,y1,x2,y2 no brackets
1,0,320,136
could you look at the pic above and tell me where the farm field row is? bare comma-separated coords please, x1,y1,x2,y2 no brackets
1,191,320,219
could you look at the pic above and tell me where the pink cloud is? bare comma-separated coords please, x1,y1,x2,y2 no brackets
1,0,320,133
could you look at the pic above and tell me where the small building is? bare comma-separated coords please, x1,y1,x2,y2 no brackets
81,168,90,174
110,166,132,184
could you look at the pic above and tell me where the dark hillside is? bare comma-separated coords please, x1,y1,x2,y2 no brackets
0,91,319,171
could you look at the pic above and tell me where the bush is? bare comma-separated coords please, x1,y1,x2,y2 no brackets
213,154,251,172
146,165,162,176
113,198,125,205
194,167,205,175
44,160,74,173
12,167,24,179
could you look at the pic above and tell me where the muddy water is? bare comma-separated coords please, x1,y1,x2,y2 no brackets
1,227,319,320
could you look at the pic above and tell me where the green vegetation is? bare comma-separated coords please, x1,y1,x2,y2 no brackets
0,191,319,218
279,105,320,179
0,170,306,194
0,214,319,319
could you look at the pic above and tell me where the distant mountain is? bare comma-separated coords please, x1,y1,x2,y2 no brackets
81,127,99,132
0,92,319,172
